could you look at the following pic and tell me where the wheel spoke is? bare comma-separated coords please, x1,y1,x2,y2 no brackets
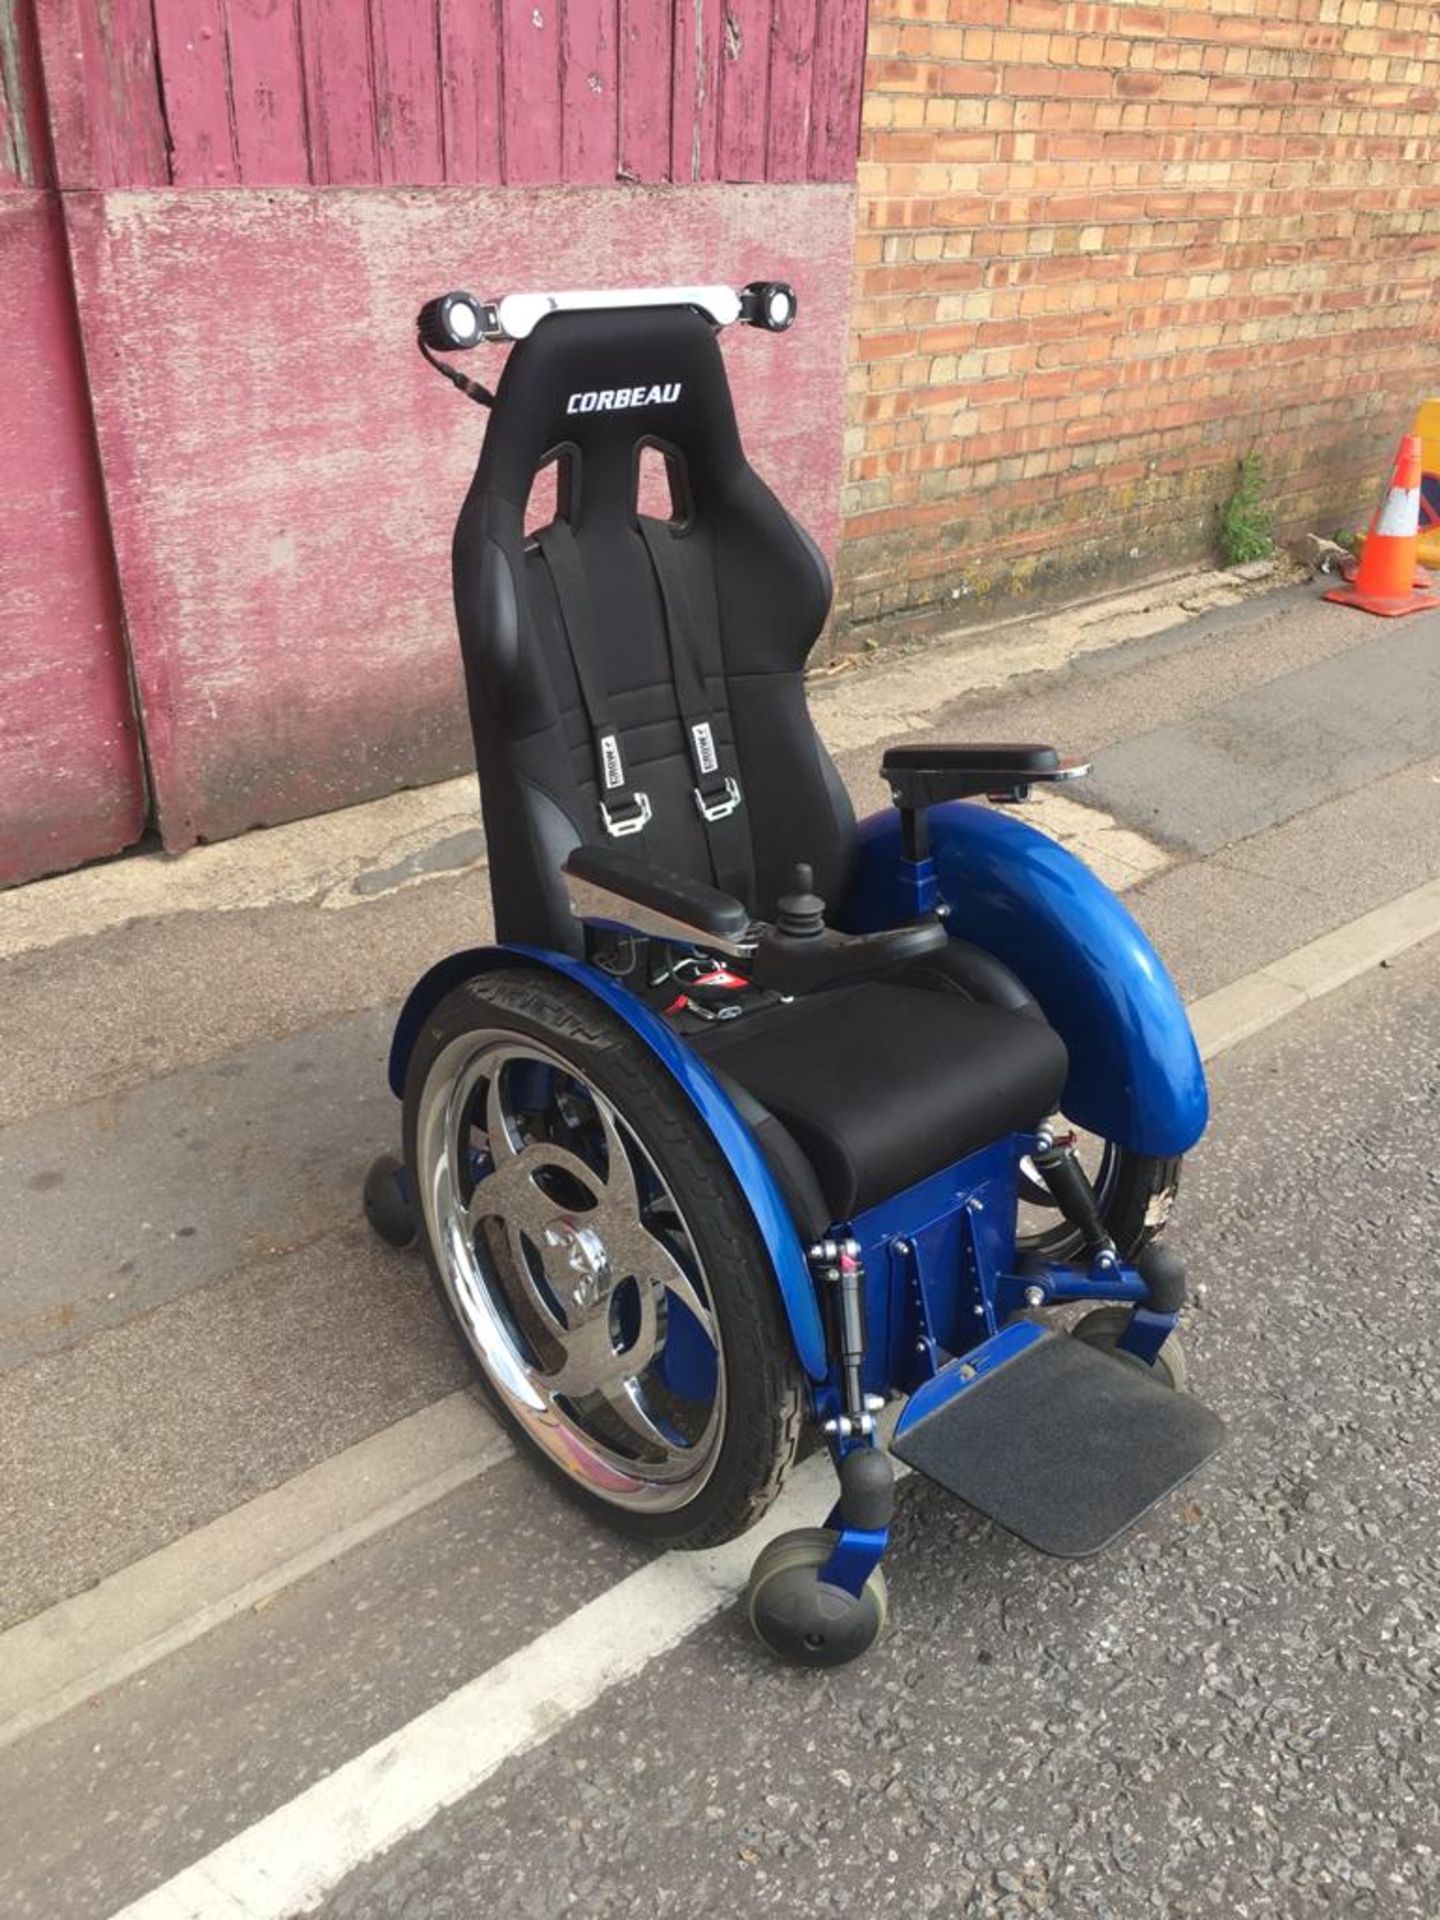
482,1067,518,1165
589,1094,641,1212
545,1313,623,1397
591,1370,676,1456
648,1243,717,1348
466,1141,600,1238
418,1026,729,1513
503,1221,570,1337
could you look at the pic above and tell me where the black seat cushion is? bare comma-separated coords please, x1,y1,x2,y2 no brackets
691,982,1068,1225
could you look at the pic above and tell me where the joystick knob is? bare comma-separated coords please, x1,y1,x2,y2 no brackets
776,863,826,939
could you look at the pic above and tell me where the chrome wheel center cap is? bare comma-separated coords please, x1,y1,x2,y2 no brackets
544,1218,610,1316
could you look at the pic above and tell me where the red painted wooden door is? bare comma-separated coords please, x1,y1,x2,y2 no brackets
0,9,146,889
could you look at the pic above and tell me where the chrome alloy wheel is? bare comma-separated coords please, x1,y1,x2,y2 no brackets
415,1031,727,1512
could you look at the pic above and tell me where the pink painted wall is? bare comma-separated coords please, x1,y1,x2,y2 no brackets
66,182,857,847
0,1,146,888
0,3,868,878
41,0,866,190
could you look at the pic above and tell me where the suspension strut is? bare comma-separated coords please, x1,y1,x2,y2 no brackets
810,1237,872,1432
1032,1132,1115,1259
809,1237,894,1541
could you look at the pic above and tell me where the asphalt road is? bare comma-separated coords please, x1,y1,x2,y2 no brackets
315,933,1440,1920
2,938,1437,1919
3,582,1439,1917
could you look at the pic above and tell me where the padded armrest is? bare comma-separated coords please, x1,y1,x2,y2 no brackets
563,844,752,949
882,743,1082,808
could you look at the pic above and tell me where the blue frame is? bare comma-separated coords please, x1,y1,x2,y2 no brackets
387,918,1193,1601
387,943,831,1379
841,801,1209,1157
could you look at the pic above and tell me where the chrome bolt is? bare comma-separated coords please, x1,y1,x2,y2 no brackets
894,1239,912,1256
1024,1284,1046,1309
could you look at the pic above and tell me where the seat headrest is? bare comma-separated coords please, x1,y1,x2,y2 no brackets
476,307,746,516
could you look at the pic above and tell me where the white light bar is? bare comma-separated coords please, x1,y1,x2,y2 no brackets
483,285,745,342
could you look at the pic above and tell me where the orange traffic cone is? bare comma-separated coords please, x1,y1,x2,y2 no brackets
1327,433,1440,617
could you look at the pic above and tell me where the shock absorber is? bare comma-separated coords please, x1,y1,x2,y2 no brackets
1032,1132,1114,1259
809,1237,871,1432
809,1237,895,1543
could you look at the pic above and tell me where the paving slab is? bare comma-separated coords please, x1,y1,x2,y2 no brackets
0,863,497,1130
0,1459,650,1920
1123,753,1440,1000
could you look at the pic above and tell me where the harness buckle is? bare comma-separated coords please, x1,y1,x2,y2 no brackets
693,776,741,823
600,791,652,838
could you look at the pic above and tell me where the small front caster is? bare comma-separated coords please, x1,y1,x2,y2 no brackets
746,1527,888,1667
363,1152,417,1250
1071,1304,1188,1390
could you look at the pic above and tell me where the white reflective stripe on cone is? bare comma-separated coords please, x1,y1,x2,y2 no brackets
1375,484,1421,537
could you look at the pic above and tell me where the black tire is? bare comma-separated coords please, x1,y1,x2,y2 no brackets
1018,1141,1182,1263
746,1528,888,1668
403,967,804,1549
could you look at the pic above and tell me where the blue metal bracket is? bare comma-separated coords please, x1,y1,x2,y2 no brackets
993,1259,1148,1320
897,852,939,917
892,1318,1048,1443
819,1525,890,1599
1115,1305,1180,1365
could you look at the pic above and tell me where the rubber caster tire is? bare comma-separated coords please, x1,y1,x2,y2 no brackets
746,1527,888,1668
364,1152,417,1251
1071,1304,1188,1391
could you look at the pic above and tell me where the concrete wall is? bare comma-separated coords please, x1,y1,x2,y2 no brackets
836,0,1440,639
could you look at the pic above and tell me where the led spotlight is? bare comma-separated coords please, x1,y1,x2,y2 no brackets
741,281,798,332
417,291,488,351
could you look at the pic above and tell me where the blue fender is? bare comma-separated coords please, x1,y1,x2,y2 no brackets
387,944,829,1380
843,803,1208,1156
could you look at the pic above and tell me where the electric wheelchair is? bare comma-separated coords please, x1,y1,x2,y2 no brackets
366,280,1224,1666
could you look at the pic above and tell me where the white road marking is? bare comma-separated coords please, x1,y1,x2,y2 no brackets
0,1394,508,1753
108,1453,848,1920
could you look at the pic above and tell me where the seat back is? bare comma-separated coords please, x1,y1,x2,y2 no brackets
452,304,856,952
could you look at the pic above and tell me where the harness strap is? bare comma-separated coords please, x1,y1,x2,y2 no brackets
636,517,753,901
535,521,651,838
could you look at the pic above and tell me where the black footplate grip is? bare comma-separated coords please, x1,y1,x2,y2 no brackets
891,1330,1225,1558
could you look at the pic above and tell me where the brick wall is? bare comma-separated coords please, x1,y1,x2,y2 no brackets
835,0,1440,640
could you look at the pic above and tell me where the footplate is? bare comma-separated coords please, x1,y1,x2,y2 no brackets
891,1325,1225,1557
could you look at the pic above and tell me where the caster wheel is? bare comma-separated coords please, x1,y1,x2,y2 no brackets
746,1527,887,1668
1072,1304,1188,1391
364,1152,417,1250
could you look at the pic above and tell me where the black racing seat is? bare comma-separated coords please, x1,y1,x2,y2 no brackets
451,298,1067,1231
